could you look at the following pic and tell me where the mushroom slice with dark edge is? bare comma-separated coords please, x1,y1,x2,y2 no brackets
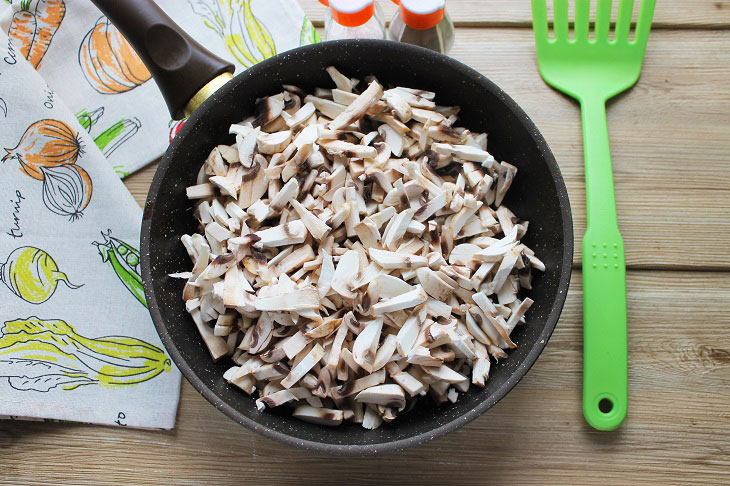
292,405,344,426
328,80,383,130
356,384,406,409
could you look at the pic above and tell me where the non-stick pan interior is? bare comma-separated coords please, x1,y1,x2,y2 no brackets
142,40,572,454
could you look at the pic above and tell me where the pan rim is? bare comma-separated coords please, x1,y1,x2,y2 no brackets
141,39,574,455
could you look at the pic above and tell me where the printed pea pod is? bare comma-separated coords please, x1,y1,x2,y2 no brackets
93,230,146,308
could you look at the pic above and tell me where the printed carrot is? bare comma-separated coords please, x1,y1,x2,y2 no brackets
27,0,65,69
93,230,147,308
7,0,37,60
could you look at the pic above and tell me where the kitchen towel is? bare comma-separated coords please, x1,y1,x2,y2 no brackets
0,28,182,428
0,0,319,429
0,0,320,177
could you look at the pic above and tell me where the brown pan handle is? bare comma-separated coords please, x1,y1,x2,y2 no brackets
91,0,235,119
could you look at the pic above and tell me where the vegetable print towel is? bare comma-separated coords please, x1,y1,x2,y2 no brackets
0,30,181,429
0,0,319,177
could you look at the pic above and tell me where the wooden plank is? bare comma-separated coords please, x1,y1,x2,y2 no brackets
123,29,730,269
299,0,730,29
450,28,730,269
2,270,728,485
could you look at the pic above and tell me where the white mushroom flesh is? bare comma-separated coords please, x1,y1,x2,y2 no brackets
180,68,543,429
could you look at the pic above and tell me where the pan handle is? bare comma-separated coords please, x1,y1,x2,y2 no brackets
91,0,235,119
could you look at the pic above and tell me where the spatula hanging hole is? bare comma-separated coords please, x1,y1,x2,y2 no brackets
599,398,614,414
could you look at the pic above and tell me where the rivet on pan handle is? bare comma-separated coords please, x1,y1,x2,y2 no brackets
90,0,235,120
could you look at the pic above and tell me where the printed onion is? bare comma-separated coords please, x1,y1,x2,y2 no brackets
3,119,82,180
40,164,93,220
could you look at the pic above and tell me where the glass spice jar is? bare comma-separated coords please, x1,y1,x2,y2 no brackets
318,0,387,41
388,0,454,54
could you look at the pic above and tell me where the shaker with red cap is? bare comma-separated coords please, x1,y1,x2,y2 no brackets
318,0,386,41
388,0,454,54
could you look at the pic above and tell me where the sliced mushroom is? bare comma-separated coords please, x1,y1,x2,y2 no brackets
292,405,344,426
331,249,359,299
280,343,325,388
182,67,543,429
291,199,330,241
257,130,291,154
254,288,319,312
416,267,457,301
378,124,405,157
284,102,316,128
381,208,414,251
320,140,377,159
254,220,306,247
254,95,285,127
368,248,428,269
329,80,383,130
303,95,346,119
383,89,412,122
186,183,215,199
356,384,406,409
236,127,259,168
352,318,383,372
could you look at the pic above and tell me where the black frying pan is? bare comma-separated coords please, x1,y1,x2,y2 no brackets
92,0,573,455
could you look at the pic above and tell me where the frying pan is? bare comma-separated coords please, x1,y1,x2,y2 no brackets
92,0,573,454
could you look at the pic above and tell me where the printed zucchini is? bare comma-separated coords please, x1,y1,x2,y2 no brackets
0,317,171,391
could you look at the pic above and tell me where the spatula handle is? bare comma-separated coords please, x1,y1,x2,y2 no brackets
580,97,628,431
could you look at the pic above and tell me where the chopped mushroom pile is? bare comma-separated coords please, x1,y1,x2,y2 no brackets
178,67,545,429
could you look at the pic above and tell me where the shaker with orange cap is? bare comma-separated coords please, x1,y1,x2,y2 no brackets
388,0,454,54
318,0,386,41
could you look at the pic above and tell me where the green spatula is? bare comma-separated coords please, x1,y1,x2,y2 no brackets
531,0,655,430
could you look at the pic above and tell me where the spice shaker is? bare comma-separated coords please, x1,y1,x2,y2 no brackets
318,0,386,41
388,0,454,54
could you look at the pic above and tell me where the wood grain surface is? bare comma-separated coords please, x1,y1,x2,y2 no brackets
2,272,728,485
123,29,730,269
300,0,730,28
2,1,729,484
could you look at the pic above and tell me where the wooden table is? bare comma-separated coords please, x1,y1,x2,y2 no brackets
2,1,729,484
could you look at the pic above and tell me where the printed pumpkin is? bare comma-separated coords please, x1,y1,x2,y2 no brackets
79,16,151,94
